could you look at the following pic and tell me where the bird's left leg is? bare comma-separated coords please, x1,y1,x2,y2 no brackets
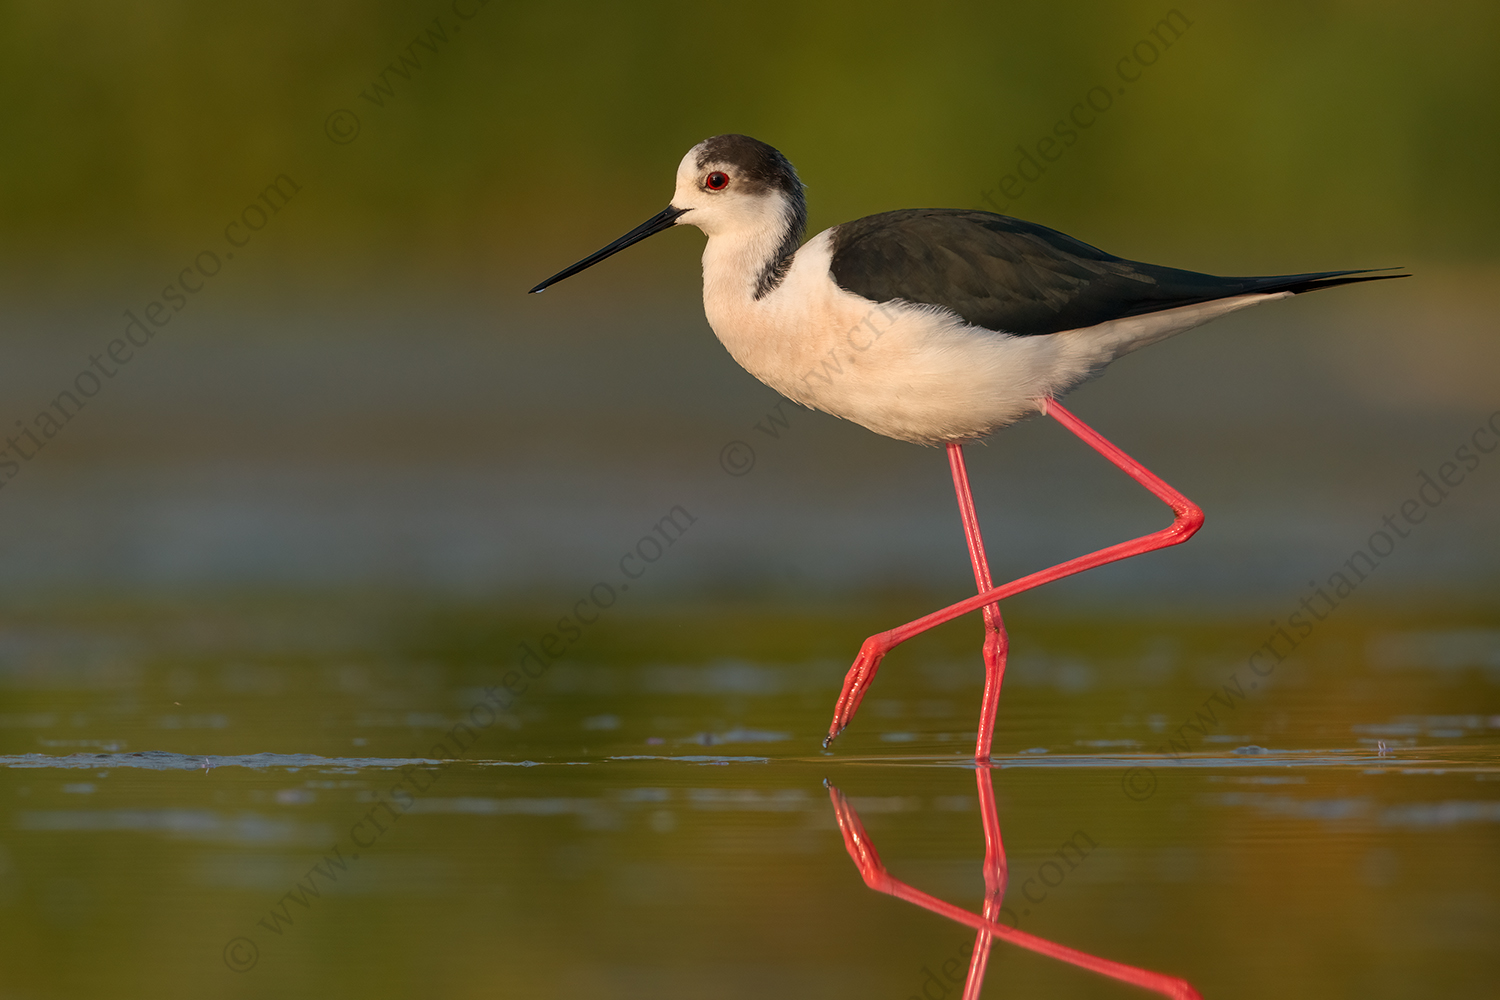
826,400,1203,748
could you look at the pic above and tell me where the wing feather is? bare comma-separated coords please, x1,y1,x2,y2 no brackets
828,210,1399,335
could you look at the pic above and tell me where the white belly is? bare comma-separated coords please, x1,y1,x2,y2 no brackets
700,230,1285,446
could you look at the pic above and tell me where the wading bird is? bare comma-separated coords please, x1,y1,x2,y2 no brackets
530,134,1402,760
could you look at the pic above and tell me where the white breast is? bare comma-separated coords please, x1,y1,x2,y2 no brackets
699,230,1090,444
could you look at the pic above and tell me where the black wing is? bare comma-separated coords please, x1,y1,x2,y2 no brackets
828,209,1401,336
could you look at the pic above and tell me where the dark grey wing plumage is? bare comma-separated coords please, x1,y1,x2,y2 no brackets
828,209,1401,336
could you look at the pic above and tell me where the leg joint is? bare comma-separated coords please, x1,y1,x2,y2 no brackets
1172,501,1206,540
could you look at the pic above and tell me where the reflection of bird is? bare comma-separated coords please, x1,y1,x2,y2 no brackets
825,773,1203,999
531,134,1404,759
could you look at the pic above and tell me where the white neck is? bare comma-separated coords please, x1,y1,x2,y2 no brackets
695,190,804,305
702,227,784,305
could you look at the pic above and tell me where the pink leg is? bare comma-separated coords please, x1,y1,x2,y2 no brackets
959,766,1007,999
826,400,1204,747
825,781,1202,999
947,443,1010,762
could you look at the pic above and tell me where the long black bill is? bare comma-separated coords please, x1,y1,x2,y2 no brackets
529,205,690,293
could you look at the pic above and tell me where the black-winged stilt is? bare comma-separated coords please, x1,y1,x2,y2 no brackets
530,134,1404,760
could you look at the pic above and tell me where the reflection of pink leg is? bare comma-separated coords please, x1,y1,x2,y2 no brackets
826,782,1201,1000
947,443,1010,763
960,766,1007,999
827,400,1204,748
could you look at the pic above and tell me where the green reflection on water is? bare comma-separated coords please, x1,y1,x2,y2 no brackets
1,594,1497,998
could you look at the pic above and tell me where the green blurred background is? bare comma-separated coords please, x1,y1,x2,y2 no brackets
0,0,1496,605
2,0,1497,268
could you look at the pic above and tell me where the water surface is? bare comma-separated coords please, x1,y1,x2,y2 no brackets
2,596,1497,998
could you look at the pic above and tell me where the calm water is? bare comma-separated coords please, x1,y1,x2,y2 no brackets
2,595,1497,998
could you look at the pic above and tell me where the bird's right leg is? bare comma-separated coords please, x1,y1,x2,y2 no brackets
959,765,1007,999
825,400,1204,748
947,441,1010,763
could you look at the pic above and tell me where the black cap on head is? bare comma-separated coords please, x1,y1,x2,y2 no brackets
695,134,804,200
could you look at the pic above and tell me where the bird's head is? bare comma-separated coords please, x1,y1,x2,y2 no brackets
669,134,805,238
530,134,805,294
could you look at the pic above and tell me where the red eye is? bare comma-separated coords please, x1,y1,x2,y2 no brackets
705,171,729,190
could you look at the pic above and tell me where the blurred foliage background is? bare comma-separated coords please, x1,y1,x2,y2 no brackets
1,0,1496,276
0,0,1496,603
